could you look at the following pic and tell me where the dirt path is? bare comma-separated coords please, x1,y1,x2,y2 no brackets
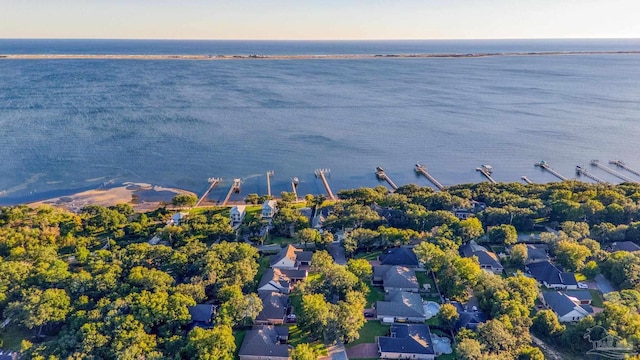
530,334,564,360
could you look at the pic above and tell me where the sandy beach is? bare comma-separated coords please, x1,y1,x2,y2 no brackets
2,51,639,61
29,182,197,213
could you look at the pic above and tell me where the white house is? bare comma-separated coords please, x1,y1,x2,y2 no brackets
262,199,278,219
541,291,594,323
230,205,246,225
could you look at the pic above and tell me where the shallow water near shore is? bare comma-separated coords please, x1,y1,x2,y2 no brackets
1,39,640,205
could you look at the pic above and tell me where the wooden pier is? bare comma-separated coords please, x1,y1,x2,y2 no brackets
291,177,300,200
376,167,398,191
521,176,533,184
610,160,640,178
195,177,222,207
314,169,336,201
576,166,606,184
266,170,274,197
475,164,497,184
534,161,568,181
222,178,242,206
591,160,639,184
415,163,445,190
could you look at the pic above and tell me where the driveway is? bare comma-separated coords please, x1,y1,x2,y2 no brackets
328,242,347,265
595,274,615,294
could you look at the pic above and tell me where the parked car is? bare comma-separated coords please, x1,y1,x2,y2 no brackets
578,282,588,289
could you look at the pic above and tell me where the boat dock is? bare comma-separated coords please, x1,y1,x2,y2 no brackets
475,164,497,184
291,177,300,200
610,160,640,178
591,160,639,184
415,163,445,190
195,177,221,207
521,176,533,184
376,167,398,191
266,170,274,197
576,166,606,184
314,169,336,200
534,161,568,181
222,178,242,206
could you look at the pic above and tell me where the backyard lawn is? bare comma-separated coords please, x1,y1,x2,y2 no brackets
287,324,327,355
415,271,436,290
589,289,605,308
366,286,385,307
354,250,383,261
346,321,390,348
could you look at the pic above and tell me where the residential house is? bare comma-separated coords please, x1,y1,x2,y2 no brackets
238,325,290,360
377,324,436,360
297,207,313,225
607,241,640,253
526,261,578,290
541,291,594,323
270,244,313,270
256,292,289,325
187,304,215,329
520,244,550,264
312,207,332,229
379,247,421,268
168,212,188,226
257,268,307,295
262,199,278,219
451,300,488,331
460,241,504,275
452,201,486,220
376,291,426,323
564,290,594,305
373,265,420,293
230,205,246,225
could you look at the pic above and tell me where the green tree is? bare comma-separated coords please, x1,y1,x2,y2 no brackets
347,258,373,284
510,243,528,267
292,343,319,360
456,338,484,360
532,309,565,337
299,293,332,341
295,228,321,248
487,224,518,245
172,194,197,207
582,260,600,279
458,217,485,241
554,240,591,272
477,319,518,355
185,325,236,360
518,346,544,360
6,288,71,337
437,303,459,330
244,193,260,205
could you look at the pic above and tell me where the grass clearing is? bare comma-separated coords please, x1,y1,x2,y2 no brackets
346,321,390,348
366,286,385,308
354,250,383,261
0,323,32,350
589,289,605,308
415,271,435,290
287,324,328,355
233,329,247,360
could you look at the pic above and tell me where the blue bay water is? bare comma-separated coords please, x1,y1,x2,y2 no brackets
1,40,640,204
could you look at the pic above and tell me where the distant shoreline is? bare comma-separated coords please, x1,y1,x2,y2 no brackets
1,51,640,60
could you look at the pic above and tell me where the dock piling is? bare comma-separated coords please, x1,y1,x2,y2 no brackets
475,164,497,184
314,169,336,200
591,160,638,184
521,176,533,184
375,167,398,191
222,178,242,206
576,166,606,184
609,160,640,178
266,170,274,197
534,161,568,181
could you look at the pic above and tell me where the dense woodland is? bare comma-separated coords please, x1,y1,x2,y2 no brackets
2,180,640,359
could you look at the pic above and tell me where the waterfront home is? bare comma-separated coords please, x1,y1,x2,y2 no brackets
262,199,278,219
460,241,503,275
526,261,578,290
541,291,594,323
230,205,246,225
168,212,188,226
238,325,289,360
270,244,313,270
376,291,427,323
377,324,436,360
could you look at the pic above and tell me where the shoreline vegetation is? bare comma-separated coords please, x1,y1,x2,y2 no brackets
2,50,640,60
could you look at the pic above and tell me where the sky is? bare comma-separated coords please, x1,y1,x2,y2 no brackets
1,0,639,40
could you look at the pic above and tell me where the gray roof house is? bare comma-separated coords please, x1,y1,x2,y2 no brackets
380,247,420,268
238,325,290,360
257,268,308,295
377,324,436,360
608,241,640,253
460,241,504,275
451,301,488,331
187,304,215,329
541,291,594,323
373,265,420,293
270,245,313,270
564,290,593,305
376,291,426,323
526,261,578,290
256,292,289,325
